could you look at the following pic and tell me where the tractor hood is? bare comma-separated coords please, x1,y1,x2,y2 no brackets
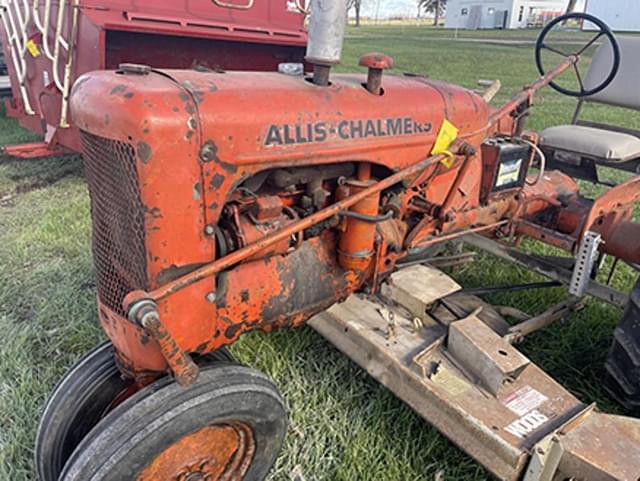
70,67,491,173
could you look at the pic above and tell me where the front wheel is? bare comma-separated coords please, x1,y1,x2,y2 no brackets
36,342,237,481
60,363,288,481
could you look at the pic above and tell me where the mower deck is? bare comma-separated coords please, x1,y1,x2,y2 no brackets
309,264,640,481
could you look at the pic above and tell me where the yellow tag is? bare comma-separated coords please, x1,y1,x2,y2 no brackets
26,39,41,58
432,119,458,168
430,365,470,397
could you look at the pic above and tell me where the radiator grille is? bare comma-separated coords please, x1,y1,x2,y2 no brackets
80,132,148,316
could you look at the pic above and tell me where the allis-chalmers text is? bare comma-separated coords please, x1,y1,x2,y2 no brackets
264,117,433,146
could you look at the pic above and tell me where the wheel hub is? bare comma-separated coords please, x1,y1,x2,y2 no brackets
137,423,255,481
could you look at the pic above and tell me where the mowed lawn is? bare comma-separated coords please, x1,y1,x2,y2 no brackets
1,26,639,481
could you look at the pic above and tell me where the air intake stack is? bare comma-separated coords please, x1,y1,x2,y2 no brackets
306,0,348,86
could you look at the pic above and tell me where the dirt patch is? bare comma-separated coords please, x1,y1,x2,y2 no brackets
13,174,70,194
0,155,84,202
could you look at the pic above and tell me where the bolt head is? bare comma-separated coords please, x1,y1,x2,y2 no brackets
205,292,217,303
204,224,215,235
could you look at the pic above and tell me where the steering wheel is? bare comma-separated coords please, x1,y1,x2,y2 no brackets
535,13,620,97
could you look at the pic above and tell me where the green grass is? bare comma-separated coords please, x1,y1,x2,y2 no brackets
1,27,639,481
348,24,594,40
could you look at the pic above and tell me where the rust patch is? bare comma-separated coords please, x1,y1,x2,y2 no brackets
137,141,153,163
192,90,205,104
225,323,242,339
210,173,225,189
156,263,207,285
215,156,238,174
110,84,127,96
178,90,197,114
181,81,205,104
193,182,202,200
145,206,162,219
240,289,250,303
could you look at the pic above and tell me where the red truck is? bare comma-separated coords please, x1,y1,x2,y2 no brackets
0,0,308,158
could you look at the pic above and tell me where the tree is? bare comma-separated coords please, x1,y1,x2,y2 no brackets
418,0,447,26
347,0,362,27
565,0,579,13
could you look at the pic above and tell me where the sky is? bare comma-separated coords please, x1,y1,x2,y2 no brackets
361,0,418,19
359,0,586,19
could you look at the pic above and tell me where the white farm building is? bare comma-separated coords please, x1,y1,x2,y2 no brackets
444,0,571,29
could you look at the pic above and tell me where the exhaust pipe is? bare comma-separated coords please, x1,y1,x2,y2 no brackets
306,0,348,86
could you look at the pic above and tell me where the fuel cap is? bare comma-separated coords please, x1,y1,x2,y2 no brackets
359,52,394,95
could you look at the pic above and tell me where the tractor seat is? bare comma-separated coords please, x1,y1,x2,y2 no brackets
540,125,640,162
539,36,640,180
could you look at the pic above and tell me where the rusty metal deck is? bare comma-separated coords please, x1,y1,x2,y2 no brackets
309,264,640,481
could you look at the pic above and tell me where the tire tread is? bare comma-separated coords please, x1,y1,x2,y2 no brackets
604,280,640,412
60,363,287,481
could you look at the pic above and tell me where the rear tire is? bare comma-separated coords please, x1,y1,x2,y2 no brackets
604,279,640,413
60,363,287,481
36,342,235,481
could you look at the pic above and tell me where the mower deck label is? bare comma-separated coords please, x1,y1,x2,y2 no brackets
264,117,433,146
502,385,548,416
505,409,549,439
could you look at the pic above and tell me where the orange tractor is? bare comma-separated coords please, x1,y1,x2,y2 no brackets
37,4,640,481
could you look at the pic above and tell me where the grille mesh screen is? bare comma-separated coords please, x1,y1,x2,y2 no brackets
80,131,148,316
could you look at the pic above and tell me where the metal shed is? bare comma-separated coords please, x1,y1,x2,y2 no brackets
445,0,570,29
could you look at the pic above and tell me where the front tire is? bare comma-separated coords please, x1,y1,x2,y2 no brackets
35,342,131,481
60,363,288,481
36,342,236,481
